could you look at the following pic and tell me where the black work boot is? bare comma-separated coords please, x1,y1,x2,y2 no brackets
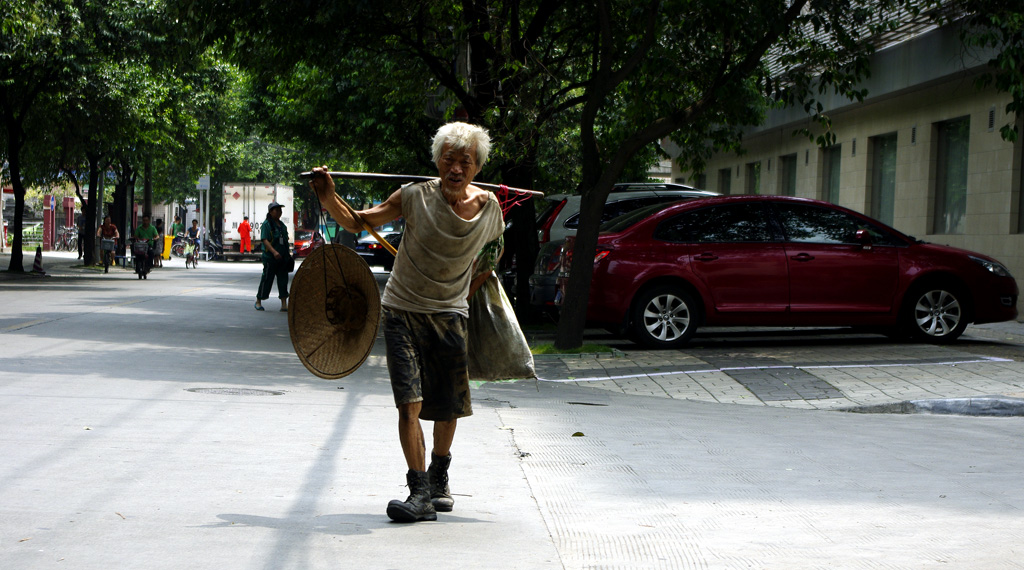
387,470,437,522
427,452,454,512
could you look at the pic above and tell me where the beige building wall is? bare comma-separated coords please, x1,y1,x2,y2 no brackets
680,75,1023,316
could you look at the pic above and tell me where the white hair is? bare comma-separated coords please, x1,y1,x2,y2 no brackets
431,122,491,167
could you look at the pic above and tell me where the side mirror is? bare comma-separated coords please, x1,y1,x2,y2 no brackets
854,229,873,250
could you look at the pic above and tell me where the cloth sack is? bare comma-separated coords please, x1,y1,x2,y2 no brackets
467,273,536,381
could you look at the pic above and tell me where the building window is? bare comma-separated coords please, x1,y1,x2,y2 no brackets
778,154,797,196
718,167,731,195
933,116,970,235
821,145,841,203
745,161,761,195
695,173,707,190
870,133,897,226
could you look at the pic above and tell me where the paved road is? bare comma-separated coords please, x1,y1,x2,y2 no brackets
2,252,1023,569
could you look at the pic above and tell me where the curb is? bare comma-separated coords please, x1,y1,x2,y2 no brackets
842,396,1024,417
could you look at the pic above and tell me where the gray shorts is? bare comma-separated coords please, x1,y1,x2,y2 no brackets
382,307,472,421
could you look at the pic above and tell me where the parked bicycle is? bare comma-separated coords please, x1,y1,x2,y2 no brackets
56,226,77,252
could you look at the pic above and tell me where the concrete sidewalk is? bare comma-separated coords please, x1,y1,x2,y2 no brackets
2,253,1023,569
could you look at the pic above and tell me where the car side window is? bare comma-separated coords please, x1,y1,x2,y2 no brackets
564,197,681,229
773,203,897,245
654,203,773,243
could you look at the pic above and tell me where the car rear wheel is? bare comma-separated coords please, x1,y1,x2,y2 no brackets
902,284,969,343
630,285,698,349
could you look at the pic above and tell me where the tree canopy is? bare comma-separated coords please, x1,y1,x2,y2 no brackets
4,0,1022,351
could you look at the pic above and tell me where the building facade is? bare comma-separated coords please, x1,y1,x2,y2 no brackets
671,23,1024,316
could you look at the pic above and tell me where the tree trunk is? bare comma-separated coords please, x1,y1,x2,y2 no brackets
84,153,101,267
7,170,27,273
143,155,153,216
4,111,25,272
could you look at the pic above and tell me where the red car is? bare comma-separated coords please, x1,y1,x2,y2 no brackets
556,195,1018,348
293,228,325,258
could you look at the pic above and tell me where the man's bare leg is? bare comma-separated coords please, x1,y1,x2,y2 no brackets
388,401,436,521
398,401,426,471
428,419,457,512
432,419,457,457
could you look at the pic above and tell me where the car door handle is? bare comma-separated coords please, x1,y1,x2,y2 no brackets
790,253,815,262
695,253,718,261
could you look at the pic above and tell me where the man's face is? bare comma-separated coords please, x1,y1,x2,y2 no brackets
142,217,151,226
437,144,480,194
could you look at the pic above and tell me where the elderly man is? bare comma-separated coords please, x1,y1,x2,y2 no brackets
310,122,504,522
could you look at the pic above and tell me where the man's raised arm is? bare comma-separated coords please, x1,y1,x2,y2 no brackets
309,166,403,233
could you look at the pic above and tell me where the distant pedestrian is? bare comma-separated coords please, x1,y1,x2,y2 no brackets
153,219,165,268
254,202,290,312
170,215,184,238
239,216,253,253
76,213,87,259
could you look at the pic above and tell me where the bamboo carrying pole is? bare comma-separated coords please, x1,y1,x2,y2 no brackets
301,170,544,258
337,197,398,256
298,171,544,197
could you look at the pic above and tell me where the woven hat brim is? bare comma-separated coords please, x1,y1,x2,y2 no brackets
288,245,381,379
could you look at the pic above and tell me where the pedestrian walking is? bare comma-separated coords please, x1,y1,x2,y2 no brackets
309,122,504,522
76,213,87,259
153,219,164,268
254,202,291,312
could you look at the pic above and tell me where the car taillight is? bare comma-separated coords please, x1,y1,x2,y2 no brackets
559,244,572,276
545,255,561,273
560,244,610,276
367,243,382,250
537,199,566,244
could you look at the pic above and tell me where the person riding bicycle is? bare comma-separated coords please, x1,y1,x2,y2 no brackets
186,219,201,249
134,215,159,273
96,215,120,273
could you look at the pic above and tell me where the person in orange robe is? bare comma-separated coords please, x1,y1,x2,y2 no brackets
239,216,252,253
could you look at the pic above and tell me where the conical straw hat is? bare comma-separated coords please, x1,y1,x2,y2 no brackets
288,244,381,379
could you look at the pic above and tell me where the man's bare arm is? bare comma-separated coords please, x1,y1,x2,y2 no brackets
309,166,403,233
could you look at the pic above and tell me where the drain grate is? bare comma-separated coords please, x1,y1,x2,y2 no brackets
186,387,284,396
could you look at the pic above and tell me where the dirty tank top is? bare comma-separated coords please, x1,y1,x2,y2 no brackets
381,180,504,317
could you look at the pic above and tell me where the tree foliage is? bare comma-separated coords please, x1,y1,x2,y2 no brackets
951,0,1024,142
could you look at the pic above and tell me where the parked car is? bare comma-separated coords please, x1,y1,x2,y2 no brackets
293,228,325,258
556,195,1019,348
354,229,402,271
529,183,719,312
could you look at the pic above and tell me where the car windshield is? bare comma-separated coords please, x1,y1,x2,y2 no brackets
295,230,313,241
600,202,680,232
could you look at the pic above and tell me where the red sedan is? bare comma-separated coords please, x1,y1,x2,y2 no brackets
293,229,324,258
556,196,1018,348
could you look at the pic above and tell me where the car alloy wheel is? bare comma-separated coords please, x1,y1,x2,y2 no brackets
906,285,968,343
631,286,698,348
